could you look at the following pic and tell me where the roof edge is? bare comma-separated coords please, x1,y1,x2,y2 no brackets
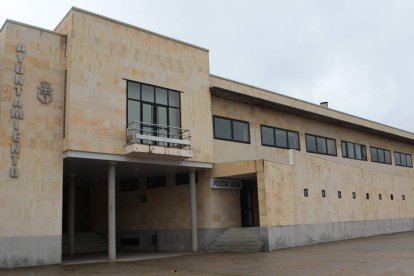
1,19,65,36
210,74,414,138
55,7,209,53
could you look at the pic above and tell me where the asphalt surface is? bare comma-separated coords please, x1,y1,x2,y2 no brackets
1,231,414,275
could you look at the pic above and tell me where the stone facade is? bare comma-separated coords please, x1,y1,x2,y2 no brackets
0,7,414,268
0,21,66,267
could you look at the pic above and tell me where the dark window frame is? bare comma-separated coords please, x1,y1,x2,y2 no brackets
120,179,139,192
126,80,182,146
175,172,199,185
370,146,392,165
394,151,413,168
213,115,251,144
146,176,167,189
305,133,337,156
341,140,367,161
260,124,300,150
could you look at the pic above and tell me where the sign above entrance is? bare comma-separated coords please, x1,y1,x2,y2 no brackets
210,178,242,190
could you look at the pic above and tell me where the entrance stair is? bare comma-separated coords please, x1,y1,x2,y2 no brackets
62,232,108,254
208,227,264,253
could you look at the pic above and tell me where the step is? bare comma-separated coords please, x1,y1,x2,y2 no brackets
208,227,263,253
214,241,263,246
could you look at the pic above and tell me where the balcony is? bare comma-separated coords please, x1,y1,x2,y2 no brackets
125,122,194,159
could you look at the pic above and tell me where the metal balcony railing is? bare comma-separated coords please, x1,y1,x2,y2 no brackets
126,121,191,149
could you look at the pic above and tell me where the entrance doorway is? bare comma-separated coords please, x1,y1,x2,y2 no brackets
240,181,259,227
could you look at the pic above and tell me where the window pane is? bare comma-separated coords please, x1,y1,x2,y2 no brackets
288,132,299,149
371,148,378,162
378,149,385,163
169,91,180,107
214,117,232,140
401,154,407,166
306,135,316,152
142,104,154,144
362,146,367,160
317,137,327,154
261,126,274,146
406,154,413,167
341,141,347,157
275,129,288,148
168,108,180,140
142,104,154,124
327,139,336,155
233,121,249,142
157,106,168,145
354,144,362,160
142,84,154,102
128,82,140,100
157,106,168,126
384,150,391,164
169,108,180,127
127,100,140,125
155,87,168,105
347,142,355,158
395,153,401,166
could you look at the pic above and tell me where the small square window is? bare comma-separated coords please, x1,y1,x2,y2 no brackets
379,194,382,200
322,190,326,198
352,192,356,199
120,179,139,191
366,193,369,200
337,191,342,198
390,194,394,200
402,195,406,200
304,188,309,197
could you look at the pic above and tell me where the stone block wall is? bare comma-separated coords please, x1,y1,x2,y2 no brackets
0,22,66,268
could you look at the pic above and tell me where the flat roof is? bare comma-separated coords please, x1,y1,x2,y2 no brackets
210,74,414,145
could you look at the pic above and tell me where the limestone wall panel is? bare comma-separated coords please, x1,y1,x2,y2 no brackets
0,23,65,238
57,11,214,163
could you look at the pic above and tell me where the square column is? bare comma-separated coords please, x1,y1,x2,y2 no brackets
189,169,198,252
68,175,76,256
108,163,116,260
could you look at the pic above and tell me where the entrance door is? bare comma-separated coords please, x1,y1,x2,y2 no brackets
241,181,255,227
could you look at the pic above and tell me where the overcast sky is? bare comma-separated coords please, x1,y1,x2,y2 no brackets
1,0,413,132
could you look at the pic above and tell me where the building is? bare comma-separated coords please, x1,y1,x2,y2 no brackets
1,7,413,269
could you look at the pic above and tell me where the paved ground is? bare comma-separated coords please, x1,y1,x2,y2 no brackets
2,232,414,275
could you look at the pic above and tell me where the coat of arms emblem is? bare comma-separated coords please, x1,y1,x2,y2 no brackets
37,81,53,104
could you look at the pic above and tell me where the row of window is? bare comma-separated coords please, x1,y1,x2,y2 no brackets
120,172,198,191
304,188,406,201
212,116,413,168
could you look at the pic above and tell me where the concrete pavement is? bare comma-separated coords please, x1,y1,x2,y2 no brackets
1,231,414,275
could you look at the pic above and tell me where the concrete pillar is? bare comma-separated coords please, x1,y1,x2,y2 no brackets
68,175,76,256
189,169,198,252
108,163,116,260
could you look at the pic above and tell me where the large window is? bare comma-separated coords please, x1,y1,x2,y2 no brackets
394,152,413,168
305,134,337,156
261,125,300,150
213,116,250,143
127,80,181,145
341,141,367,161
370,146,392,164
